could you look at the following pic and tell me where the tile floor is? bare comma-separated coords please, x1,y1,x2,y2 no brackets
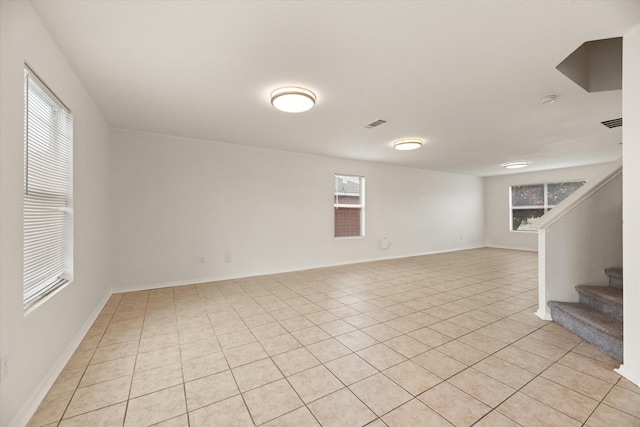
28,248,640,426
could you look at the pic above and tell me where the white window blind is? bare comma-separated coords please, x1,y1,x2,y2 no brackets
23,66,73,310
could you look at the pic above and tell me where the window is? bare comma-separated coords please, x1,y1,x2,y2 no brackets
334,174,364,237
510,181,585,231
23,66,73,310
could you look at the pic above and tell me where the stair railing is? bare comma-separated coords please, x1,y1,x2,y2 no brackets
531,160,622,320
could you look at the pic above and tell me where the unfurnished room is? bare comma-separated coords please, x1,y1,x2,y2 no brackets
1,1,640,426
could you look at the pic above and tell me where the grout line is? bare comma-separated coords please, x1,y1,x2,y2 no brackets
30,249,637,427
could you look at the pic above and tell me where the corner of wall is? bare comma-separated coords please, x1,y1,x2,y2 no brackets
10,288,113,427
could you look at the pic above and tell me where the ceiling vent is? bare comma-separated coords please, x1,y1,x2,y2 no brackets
365,119,387,129
601,118,622,129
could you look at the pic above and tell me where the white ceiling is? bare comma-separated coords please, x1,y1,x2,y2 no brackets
31,1,640,176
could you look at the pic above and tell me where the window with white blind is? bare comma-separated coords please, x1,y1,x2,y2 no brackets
334,174,365,238
23,66,73,310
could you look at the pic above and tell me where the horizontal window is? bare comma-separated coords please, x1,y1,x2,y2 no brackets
510,181,585,231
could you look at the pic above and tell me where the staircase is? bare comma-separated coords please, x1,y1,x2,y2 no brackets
548,268,623,362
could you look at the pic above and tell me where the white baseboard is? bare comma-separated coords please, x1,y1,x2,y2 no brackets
615,364,640,387
114,245,488,293
485,245,538,252
10,288,113,427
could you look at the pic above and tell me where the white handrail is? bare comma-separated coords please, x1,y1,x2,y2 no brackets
531,159,622,230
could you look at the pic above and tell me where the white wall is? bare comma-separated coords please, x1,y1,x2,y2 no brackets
484,163,617,251
110,129,485,291
619,24,640,386
0,3,112,426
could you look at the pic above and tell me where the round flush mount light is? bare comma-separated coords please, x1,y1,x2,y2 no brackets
503,161,530,169
539,95,557,105
271,87,316,113
393,138,424,151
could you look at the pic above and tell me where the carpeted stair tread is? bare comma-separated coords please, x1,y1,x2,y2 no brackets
549,301,622,340
548,267,624,362
576,285,623,306
548,301,622,361
575,285,623,322
548,302,622,337
605,268,623,280
605,268,623,290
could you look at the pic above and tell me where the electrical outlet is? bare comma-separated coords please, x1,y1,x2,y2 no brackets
224,251,231,262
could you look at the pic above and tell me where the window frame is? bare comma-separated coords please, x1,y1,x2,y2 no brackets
509,180,585,232
334,174,365,238
23,65,74,312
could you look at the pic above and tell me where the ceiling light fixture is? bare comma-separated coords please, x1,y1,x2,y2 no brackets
270,87,316,113
539,95,557,105
393,138,424,151
503,161,530,169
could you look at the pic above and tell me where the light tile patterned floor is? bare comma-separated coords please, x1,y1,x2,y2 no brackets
28,248,640,426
